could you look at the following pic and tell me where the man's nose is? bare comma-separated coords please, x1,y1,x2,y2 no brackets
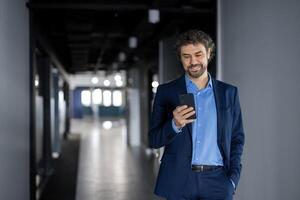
190,56,197,65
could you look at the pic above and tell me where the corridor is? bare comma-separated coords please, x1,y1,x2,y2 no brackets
71,118,163,200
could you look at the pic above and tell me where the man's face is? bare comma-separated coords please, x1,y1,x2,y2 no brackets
180,43,211,79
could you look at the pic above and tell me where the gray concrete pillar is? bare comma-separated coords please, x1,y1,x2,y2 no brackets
218,0,300,199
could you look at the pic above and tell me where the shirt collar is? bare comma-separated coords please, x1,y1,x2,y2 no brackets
185,72,213,90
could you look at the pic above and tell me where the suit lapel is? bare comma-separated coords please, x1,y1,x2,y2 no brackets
212,78,223,146
176,75,187,95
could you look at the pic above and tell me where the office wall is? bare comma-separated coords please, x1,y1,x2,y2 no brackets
0,0,30,199
218,0,300,199
159,36,184,83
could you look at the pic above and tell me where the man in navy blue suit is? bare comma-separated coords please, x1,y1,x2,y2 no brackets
149,30,245,200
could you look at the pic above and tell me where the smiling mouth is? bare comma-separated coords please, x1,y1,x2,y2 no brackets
189,66,201,72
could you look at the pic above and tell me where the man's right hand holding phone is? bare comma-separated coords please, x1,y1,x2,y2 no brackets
173,105,195,128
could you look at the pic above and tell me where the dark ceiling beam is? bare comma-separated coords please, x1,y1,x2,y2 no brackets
27,3,147,11
35,28,70,82
27,3,212,13
68,43,90,48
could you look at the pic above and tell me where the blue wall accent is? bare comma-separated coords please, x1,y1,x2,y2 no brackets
72,88,84,118
98,106,125,117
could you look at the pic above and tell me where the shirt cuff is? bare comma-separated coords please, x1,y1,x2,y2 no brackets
230,179,236,189
172,119,182,133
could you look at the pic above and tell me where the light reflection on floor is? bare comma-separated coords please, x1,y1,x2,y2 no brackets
71,117,163,200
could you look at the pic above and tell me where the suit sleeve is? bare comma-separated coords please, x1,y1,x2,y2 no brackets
229,87,245,188
148,85,179,149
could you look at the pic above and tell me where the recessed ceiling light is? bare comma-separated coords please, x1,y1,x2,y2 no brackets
103,79,111,86
91,77,99,84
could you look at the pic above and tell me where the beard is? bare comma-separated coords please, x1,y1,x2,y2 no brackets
186,64,207,78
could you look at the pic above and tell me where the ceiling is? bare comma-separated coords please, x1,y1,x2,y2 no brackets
28,0,215,74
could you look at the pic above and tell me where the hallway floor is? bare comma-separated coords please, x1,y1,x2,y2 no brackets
71,118,164,200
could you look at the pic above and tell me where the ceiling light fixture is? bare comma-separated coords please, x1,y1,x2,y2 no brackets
152,81,159,88
103,79,111,86
116,80,123,87
129,37,138,48
148,9,160,24
91,77,99,84
118,52,126,62
114,74,122,82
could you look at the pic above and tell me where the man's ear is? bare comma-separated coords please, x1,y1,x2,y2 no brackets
207,48,211,60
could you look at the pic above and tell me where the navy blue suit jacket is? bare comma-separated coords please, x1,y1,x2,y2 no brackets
149,75,245,199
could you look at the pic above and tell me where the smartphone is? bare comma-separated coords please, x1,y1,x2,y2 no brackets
179,93,196,119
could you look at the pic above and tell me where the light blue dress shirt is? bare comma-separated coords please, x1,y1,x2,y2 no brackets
172,73,236,188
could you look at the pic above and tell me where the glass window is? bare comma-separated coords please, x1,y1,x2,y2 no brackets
112,90,122,106
59,91,64,102
92,89,102,105
103,90,112,107
81,90,91,106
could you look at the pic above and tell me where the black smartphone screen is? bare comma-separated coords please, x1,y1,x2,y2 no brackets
179,93,196,119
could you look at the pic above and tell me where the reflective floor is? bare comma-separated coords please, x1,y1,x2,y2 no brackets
71,117,163,200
